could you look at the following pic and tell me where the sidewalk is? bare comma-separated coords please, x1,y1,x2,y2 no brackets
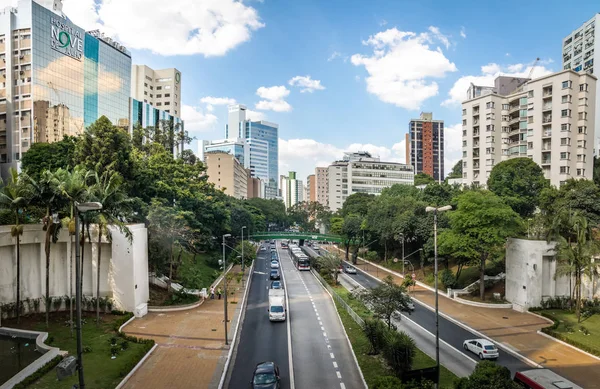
120,265,248,389
332,246,600,388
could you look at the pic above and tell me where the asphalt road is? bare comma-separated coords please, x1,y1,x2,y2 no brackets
227,244,291,389
304,246,530,377
279,244,365,389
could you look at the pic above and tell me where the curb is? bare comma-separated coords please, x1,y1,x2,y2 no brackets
147,299,204,312
536,330,600,363
115,344,158,389
118,315,136,333
525,310,556,325
453,296,512,309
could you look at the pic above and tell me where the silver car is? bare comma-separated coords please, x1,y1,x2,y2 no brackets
463,339,499,360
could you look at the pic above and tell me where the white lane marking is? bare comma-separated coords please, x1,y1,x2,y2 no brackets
323,332,327,337
330,353,335,359
336,371,342,379
321,326,325,331
340,383,346,389
333,361,338,368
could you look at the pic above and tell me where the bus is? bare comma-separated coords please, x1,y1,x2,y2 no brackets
290,248,310,271
513,369,582,389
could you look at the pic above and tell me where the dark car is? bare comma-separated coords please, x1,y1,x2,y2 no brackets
270,269,280,280
251,362,280,389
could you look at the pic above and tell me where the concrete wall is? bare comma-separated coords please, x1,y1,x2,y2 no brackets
506,238,599,310
0,223,148,315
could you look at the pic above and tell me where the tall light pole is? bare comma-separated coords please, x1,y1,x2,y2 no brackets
74,202,102,389
241,226,247,272
398,233,405,275
222,233,231,346
425,205,451,389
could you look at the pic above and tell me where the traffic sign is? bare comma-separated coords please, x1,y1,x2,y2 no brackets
412,273,416,279
393,258,398,263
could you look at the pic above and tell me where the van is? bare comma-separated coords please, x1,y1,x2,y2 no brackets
268,294,286,322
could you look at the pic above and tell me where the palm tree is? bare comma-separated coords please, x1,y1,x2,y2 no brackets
89,170,133,325
0,168,35,324
54,166,92,334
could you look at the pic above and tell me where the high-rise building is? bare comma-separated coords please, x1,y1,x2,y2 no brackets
562,14,599,153
307,174,316,202
0,0,131,179
205,151,249,199
280,171,303,209
131,65,182,118
227,104,279,199
406,112,444,182
327,152,414,212
198,138,248,166
461,70,596,187
315,167,329,208
130,98,184,154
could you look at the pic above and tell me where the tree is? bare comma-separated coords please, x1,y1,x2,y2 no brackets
414,173,435,186
342,214,362,262
0,168,35,324
594,156,600,188
487,157,550,218
440,190,523,300
382,330,416,377
540,179,600,228
362,318,388,354
341,193,375,217
21,136,77,181
447,160,462,179
454,361,520,389
360,275,412,329
317,252,342,285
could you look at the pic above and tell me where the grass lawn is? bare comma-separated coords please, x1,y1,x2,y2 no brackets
539,309,600,356
330,282,457,388
4,312,152,389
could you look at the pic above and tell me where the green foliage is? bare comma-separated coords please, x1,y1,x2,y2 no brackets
21,136,77,181
414,173,435,186
447,160,462,179
372,376,405,389
317,252,342,285
360,275,412,329
487,157,550,217
245,197,288,229
441,268,457,289
595,156,600,188
540,179,600,230
362,318,388,354
382,330,416,377
342,193,375,217
454,361,521,389
12,355,63,389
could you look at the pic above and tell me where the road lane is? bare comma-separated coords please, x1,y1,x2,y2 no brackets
281,244,365,389
227,244,290,389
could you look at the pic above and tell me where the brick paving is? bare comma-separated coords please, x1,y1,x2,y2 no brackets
121,265,248,389
332,246,600,388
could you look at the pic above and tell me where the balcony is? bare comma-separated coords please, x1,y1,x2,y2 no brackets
542,116,552,124
543,89,553,97
508,116,521,126
542,104,552,111
473,119,479,125
543,130,552,138
541,158,552,165
508,105,520,114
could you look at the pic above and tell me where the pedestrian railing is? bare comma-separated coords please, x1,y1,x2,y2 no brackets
312,270,365,327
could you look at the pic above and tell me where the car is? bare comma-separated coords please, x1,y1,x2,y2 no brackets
270,261,280,269
463,339,499,360
270,281,282,289
260,246,266,251
344,265,357,274
251,361,280,389
270,269,280,280
270,240,275,244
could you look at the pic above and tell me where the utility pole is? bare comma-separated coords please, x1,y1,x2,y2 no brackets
241,226,247,272
222,233,231,345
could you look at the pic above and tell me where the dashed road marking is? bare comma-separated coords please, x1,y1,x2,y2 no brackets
330,353,335,359
340,383,346,389
333,361,338,368
336,371,342,379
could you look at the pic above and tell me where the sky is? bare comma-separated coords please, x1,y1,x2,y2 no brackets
4,0,599,183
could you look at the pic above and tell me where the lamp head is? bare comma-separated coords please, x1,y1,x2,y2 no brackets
76,202,103,212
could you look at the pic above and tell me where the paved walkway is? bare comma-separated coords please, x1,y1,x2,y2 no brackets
121,265,248,389
331,246,600,388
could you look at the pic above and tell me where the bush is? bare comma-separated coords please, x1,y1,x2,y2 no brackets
362,318,388,355
454,361,520,389
441,269,456,289
540,296,572,310
372,375,404,389
382,330,416,377
12,356,62,389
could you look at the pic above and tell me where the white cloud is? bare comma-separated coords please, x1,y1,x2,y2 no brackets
443,123,463,175
255,86,292,112
288,75,325,93
200,96,237,106
379,19,388,27
460,27,466,39
181,104,218,133
328,51,342,62
442,60,554,106
62,0,264,57
427,26,450,49
351,27,457,110
278,138,407,182
0,0,18,6
246,109,266,121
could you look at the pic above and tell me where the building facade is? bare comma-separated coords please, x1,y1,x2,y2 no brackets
406,112,444,182
198,138,248,166
315,167,329,207
461,70,597,187
327,152,414,212
562,14,599,153
280,171,303,209
307,174,316,202
205,151,249,199
131,65,181,118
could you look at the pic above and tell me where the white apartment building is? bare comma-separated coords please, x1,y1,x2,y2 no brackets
461,70,597,187
131,65,182,117
327,152,414,212
280,171,303,209
562,14,599,153
316,167,329,207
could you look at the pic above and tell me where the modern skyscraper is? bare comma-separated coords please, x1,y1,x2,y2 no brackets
327,152,414,212
227,104,279,199
315,167,329,208
461,70,596,187
131,65,182,118
307,174,316,202
0,0,131,179
562,14,599,153
407,112,445,182
281,171,303,209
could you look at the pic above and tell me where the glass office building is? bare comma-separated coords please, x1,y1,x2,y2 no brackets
0,0,131,178
245,121,278,199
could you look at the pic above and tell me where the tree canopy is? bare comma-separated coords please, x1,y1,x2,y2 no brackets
414,173,435,186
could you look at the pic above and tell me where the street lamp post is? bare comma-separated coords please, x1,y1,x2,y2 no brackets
74,202,102,389
398,233,405,276
241,226,247,273
222,233,231,346
425,205,452,389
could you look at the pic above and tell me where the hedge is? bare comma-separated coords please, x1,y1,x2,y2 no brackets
537,311,600,358
12,355,63,389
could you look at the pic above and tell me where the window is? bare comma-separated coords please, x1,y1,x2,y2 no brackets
462,119,467,125
560,166,570,174
150,86,153,90
519,97,527,106
561,94,571,103
502,115,510,122
527,142,533,149
502,104,510,110
462,109,466,115
577,169,585,176
156,94,162,98
149,94,153,98
486,125,495,132
578,126,587,134
486,102,495,109
561,123,571,132
561,109,570,117
560,152,569,160
156,102,162,106
462,151,467,157
157,86,162,90
144,82,148,87
578,112,588,120
579,97,588,106
561,137,570,146
528,91,534,98
165,93,171,97
502,126,509,133
580,83,588,92
562,80,572,89
577,154,586,162
577,140,586,148
462,140,467,147
165,85,171,90
165,102,170,105
463,161,467,168
144,91,147,95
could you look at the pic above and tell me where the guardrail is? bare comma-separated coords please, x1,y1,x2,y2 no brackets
311,269,364,327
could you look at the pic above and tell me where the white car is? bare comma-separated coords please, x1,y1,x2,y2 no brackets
344,265,357,274
463,339,499,360
260,246,266,251
270,261,280,269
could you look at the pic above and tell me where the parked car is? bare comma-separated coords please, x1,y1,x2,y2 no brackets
270,261,280,269
260,246,266,251
344,265,357,274
463,339,499,360
270,281,282,289
251,361,280,389
270,269,280,280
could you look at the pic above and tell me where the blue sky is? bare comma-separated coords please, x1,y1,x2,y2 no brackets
38,0,600,181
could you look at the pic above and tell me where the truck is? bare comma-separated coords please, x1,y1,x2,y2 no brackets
268,289,286,322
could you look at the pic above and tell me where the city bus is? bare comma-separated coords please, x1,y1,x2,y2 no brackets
513,369,582,389
290,249,311,271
